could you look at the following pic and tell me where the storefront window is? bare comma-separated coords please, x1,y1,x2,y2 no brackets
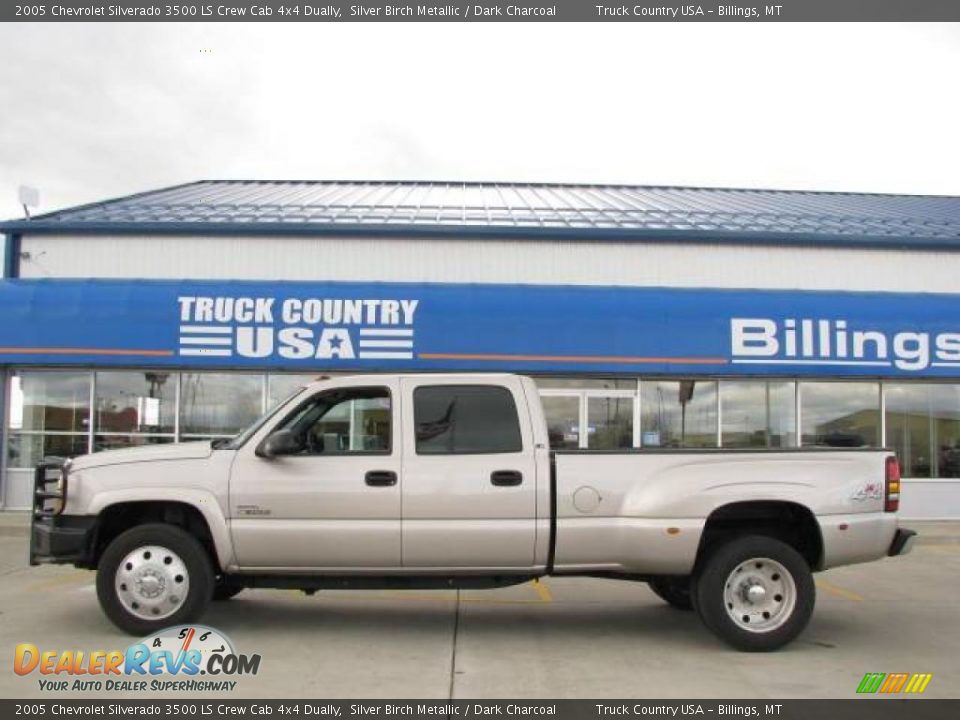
179,373,264,438
588,396,634,449
541,396,580,450
801,382,880,447
641,380,717,448
93,435,176,452
6,371,91,468
8,434,90,469
721,381,796,448
10,371,90,432
885,384,960,478
95,371,175,434
267,373,324,410
6,369,957,471
535,377,636,390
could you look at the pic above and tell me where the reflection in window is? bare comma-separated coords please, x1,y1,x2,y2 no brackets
7,371,91,467
267,373,326,410
7,434,89,469
541,396,580,450
721,381,796,448
278,387,391,454
95,371,175,434
11,371,90,433
886,384,960,478
535,377,636,390
94,435,176,452
179,373,264,437
588,396,633,449
641,380,717,448
801,382,880,447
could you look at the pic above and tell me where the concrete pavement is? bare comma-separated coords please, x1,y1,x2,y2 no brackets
0,514,957,699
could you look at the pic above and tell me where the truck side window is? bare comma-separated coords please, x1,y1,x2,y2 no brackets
414,385,522,455
281,387,391,455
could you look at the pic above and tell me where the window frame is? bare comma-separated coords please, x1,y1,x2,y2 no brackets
270,385,394,457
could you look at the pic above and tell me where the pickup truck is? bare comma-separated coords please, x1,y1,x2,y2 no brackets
30,373,916,651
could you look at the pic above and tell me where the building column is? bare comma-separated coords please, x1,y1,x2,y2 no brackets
0,231,9,508
0,367,7,509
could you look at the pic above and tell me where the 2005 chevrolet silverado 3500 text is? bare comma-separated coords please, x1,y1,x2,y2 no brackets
30,374,916,650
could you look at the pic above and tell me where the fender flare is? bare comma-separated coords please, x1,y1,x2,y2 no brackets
89,489,235,571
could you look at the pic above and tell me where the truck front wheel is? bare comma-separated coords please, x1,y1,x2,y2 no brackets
693,535,815,651
96,523,214,634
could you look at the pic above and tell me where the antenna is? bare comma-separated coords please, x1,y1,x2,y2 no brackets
18,186,39,220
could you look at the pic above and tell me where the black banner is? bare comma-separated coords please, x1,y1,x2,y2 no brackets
5,0,960,22
1,700,957,720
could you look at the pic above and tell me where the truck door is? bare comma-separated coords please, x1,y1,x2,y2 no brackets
228,380,401,569
399,377,538,569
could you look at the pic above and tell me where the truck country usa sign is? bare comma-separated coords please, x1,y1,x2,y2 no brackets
0,279,959,377
176,296,419,360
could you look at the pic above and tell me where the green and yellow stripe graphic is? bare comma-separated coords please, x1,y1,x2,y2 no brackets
857,672,933,694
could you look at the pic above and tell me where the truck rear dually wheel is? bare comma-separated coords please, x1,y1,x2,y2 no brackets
96,524,214,634
693,535,815,651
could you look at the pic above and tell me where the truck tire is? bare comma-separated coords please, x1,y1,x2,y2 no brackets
648,577,694,611
693,535,815,651
96,523,214,635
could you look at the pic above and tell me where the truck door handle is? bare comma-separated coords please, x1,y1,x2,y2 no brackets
491,470,523,487
365,470,397,487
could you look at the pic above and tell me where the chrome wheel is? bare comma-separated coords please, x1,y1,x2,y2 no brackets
114,545,190,621
723,557,796,633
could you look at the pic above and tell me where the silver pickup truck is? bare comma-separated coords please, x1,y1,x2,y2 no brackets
30,373,915,651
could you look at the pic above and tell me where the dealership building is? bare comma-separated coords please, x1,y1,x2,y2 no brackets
1,180,959,517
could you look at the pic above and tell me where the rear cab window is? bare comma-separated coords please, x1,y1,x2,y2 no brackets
413,385,523,455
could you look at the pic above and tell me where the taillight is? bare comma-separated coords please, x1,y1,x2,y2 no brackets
885,456,901,513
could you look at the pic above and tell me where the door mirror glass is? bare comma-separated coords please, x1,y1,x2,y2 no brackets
257,429,305,458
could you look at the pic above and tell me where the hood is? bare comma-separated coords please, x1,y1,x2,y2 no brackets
68,441,216,471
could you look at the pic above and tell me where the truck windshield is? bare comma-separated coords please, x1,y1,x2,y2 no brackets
216,386,308,450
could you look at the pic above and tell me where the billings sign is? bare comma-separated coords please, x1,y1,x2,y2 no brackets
177,296,419,361
731,318,960,372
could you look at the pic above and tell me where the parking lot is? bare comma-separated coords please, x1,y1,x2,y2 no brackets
1,517,957,700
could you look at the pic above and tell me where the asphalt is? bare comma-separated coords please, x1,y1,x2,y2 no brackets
0,512,957,700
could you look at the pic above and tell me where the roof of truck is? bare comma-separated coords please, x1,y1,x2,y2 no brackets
3,179,959,249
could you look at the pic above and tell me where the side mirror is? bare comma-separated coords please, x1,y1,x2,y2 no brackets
256,429,305,458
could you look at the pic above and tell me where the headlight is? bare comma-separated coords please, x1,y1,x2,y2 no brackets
34,462,71,516
56,461,73,512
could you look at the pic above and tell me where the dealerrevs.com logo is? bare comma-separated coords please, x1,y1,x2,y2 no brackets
14,625,260,692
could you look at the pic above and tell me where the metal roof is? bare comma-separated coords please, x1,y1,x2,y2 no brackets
3,180,960,249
